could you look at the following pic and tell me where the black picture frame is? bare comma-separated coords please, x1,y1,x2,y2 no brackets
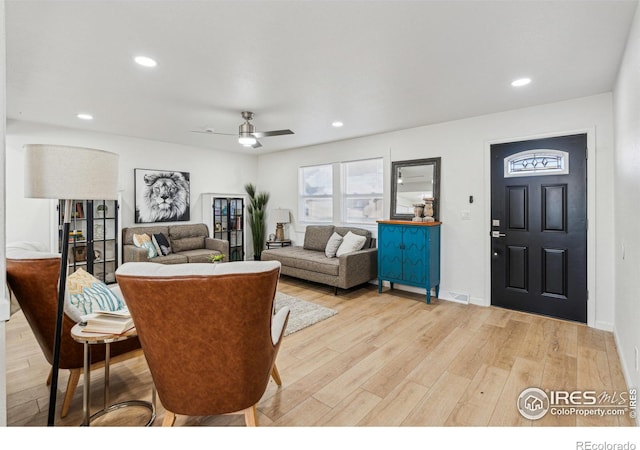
71,246,87,263
134,168,191,223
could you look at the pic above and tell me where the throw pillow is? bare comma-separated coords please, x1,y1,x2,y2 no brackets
151,234,162,256
325,232,344,258
303,225,336,251
152,233,172,256
133,233,158,258
335,231,367,257
66,268,125,318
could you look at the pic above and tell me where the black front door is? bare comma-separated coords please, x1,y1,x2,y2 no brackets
490,134,587,323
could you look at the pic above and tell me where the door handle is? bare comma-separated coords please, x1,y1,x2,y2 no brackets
491,231,506,238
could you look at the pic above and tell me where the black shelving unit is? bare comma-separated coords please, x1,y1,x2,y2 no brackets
212,197,244,261
58,199,119,283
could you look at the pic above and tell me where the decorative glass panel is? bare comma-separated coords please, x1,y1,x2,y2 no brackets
504,149,569,178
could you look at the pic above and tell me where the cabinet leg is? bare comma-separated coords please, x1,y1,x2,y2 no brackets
426,291,431,304
378,280,382,293
435,284,440,298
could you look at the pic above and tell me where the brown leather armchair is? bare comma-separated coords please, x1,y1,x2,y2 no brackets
6,249,143,418
115,260,289,426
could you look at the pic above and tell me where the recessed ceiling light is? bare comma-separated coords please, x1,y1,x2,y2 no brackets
134,55,157,68
511,78,532,87
76,113,93,120
332,121,344,128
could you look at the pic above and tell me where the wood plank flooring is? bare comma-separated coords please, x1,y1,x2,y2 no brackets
5,276,636,427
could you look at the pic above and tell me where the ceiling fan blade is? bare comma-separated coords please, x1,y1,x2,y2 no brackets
252,129,294,138
252,140,263,149
191,130,236,136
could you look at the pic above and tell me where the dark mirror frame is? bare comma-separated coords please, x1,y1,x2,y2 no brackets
390,157,441,221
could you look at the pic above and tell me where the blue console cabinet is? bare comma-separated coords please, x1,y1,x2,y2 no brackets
377,220,441,303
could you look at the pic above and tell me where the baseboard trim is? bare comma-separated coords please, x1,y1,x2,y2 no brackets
470,297,489,307
595,320,614,332
613,328,639,426
438,291,470,305
374,282,488,307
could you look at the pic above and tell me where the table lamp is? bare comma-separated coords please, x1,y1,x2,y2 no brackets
23,144,119,426
271,208,290,241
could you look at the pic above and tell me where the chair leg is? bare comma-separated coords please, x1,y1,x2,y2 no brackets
46,368,53,386
61,369,81,418
271,364,282,386
162,411,176,427
244,405,258,427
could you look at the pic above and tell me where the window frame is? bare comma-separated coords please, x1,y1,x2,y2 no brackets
298,157,384,225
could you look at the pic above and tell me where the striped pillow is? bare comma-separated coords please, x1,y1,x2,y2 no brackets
133,233,158,258
66,268,125,317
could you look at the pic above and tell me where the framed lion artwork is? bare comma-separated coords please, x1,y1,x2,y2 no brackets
134,169,191,223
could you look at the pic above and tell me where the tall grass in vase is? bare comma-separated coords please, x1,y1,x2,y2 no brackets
245,183,270,260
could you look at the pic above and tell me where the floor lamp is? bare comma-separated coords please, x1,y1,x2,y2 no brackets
23,144,119,426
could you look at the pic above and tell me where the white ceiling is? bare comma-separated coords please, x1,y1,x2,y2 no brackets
5,0,638,154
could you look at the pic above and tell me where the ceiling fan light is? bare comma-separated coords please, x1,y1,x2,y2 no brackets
239,136,257,146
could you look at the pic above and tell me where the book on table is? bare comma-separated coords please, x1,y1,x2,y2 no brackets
81,309,134,335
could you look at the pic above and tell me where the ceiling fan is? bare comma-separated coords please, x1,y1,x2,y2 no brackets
193,111,294,149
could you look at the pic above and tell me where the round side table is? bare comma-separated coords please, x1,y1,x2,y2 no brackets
71,324,156,426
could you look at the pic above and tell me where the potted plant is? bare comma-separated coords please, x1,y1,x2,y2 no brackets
245,183,270,260
96,203,108,218
208,253,225,263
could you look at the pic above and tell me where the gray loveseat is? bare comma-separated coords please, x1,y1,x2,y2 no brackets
260,225,377,294
122,223,228,264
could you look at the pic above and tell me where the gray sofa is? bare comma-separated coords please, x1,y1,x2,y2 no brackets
260,225,377,294
122,223,228,264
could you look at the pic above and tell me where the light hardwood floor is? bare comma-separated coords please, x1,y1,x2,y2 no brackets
5,276,636,427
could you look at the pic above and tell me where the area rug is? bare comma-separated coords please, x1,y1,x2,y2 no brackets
274,292,337,336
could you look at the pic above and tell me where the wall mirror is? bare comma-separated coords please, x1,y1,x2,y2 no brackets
390,157,441,221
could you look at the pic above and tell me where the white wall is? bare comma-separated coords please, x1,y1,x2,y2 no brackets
257,93,616,329
5,120,258,248
613,1,640,409
1,0,8,427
